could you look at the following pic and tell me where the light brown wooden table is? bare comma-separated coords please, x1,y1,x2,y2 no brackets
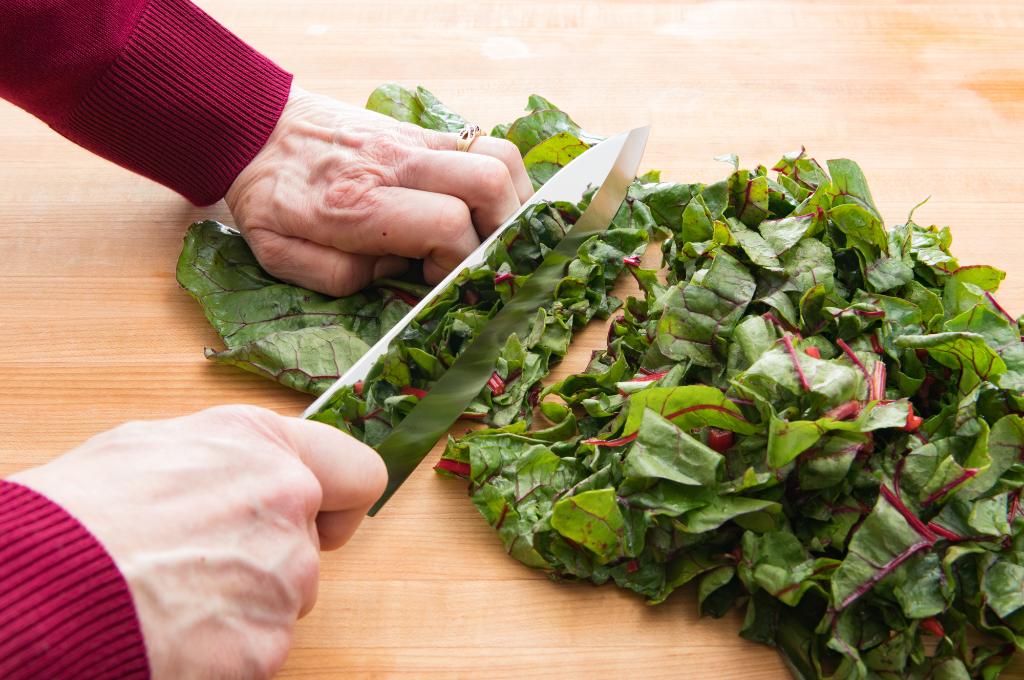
2,1,1023,677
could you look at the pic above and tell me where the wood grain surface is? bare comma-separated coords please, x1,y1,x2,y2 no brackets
2,1,1023,677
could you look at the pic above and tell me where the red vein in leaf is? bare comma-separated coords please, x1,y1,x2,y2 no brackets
921,468,978,507
985,291,1017,324
927,522,966,542
836,338,870,381
494,503,510,530
663,403,751,423
879,485,936,542
583,433,639,447
839,540,933,610
782,334,811,391
738,178,755,221
622,255,642,267
493,272,515,285
763,311,800,334
629,370,669,383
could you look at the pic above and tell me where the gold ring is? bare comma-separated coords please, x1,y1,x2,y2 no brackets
456,124,484,152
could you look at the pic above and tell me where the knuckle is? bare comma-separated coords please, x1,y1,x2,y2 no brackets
434,199,472,240
247,230,291,270
476,158,512,197
275,460,323,519
323,255,360,297
494,138,523,165
324,174,373,213
205,403,277,428
362,128,407,167
395,121,429,144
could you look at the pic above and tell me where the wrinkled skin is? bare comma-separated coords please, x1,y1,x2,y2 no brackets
13,405,386,679
226,86,532,296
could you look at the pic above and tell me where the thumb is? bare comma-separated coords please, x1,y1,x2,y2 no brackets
274,415,389,551
273,415,388,514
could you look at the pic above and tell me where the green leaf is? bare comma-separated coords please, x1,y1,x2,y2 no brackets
760,213,816,255
365,83,468,132
522,131,590,188
503,108,603,156
675,494,781,533
205,326,370,395
832,490,934,609
827,158,881,217
656,252,756,366
621,385,759,436
983,560,1024,618
550,489,627,564
896,332,1007,394
623,409,723,486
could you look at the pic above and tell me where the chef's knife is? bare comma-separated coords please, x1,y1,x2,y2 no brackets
303,125,650,514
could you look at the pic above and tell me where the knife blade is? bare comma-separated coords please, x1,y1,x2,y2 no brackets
304,125,650,515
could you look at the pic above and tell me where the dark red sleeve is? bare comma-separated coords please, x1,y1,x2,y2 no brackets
0,0,293,206
0,480,149,679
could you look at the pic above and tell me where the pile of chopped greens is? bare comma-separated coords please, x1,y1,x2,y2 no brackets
179,85,1024,679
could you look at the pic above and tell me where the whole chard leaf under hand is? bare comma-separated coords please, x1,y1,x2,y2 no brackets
176,220,426,395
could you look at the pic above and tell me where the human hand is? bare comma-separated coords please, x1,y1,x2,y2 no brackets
11,405,386,679
225,86,533,296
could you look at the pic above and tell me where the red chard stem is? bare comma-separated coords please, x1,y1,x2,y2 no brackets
782,334,812,392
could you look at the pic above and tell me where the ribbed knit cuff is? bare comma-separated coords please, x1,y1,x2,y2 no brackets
0,480,149,679
57,0,293,206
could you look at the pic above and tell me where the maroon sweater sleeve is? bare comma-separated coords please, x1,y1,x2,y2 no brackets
0,480,149,679
0,0,293,205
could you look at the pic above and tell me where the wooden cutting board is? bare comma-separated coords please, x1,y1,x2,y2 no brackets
1,1,1022,677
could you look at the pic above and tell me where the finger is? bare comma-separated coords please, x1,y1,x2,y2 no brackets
417,130,533,203
469,137,534,203
272,416,388,515
283,187,479,282
315,510,368,551
246,228,408,297
400,149,520,237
